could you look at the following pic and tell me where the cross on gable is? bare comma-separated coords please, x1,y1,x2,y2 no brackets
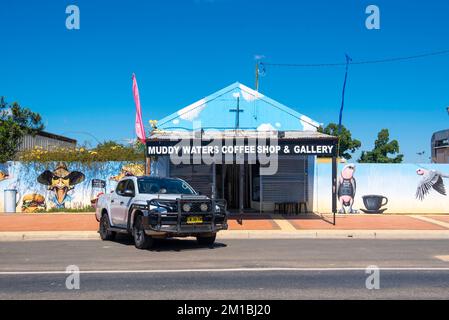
229,96,244,129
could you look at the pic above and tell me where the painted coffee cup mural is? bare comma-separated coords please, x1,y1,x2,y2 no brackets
361,195,388,214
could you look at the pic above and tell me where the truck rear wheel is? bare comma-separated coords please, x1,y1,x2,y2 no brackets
133,215,154,249
99,214,116,241
197,234,216,246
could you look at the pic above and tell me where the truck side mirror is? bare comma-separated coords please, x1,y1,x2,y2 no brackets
123,189,135,197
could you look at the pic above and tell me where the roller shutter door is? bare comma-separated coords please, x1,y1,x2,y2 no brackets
262,156,308,202
169,163,213,197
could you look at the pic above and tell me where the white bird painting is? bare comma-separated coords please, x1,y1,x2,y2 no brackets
415,168,449,201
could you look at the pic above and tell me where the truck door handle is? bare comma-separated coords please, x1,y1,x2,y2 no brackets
120,201,124,205
111,200,115,203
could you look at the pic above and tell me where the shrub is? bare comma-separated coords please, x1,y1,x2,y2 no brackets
18,141,145,165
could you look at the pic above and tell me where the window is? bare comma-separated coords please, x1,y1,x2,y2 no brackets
435,139,449,147
137,178,196,195
116,180,128,196
125,180,135,194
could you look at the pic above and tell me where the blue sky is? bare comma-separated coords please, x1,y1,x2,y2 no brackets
0,0,448,163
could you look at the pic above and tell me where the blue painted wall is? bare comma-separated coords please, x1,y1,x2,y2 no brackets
314,162,449,214
0,161,144,212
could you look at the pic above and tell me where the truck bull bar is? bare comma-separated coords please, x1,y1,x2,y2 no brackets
143,197,228,234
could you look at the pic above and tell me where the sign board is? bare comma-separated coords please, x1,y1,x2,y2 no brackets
146,138,337,159
91,179,106,189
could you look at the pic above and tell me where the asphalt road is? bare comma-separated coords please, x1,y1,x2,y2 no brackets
1,238,449,299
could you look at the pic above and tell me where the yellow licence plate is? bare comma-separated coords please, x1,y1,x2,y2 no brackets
187,216,203,224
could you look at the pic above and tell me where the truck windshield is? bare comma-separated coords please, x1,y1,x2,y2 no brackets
137,179,196,195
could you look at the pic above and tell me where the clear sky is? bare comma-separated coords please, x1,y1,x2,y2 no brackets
1,0,448,163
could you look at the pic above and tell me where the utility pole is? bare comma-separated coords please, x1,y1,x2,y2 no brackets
337,54,352,157
255,61,260,91
338,54,352,134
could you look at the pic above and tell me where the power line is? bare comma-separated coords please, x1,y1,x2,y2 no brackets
261,49,449,68
60,131,101,144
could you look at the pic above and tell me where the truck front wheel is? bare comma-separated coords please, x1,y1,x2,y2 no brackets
133,215,154,249
196,234,216,246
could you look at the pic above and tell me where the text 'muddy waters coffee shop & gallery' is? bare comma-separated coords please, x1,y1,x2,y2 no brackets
146,82,338,215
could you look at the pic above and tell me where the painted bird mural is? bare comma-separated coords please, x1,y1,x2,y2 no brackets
337,163,357,214
415,168,449,201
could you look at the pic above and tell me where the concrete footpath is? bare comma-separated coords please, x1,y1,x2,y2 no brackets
1,213,449,241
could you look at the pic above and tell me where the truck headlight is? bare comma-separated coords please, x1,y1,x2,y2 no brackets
150,207,168,214
182,203,191,212
200,203,209,212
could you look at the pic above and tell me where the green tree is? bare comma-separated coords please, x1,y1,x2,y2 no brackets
318,123,361,160
358,129,403,163
0,97,44,163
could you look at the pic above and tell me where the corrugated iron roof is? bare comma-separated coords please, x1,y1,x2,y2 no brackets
149,129,336,141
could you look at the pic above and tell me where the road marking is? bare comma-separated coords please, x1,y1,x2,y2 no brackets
269,215,297,231
2,267,449,275
435,255,449,262
409,215,449,229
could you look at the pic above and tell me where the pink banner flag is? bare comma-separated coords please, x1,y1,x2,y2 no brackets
132,73,146,144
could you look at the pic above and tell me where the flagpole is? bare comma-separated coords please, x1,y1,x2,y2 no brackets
132,73,149,175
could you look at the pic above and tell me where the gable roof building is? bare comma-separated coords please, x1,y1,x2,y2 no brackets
156,82,320,132
147,82,337,215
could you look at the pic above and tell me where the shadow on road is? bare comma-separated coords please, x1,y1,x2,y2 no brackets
112,234,227,252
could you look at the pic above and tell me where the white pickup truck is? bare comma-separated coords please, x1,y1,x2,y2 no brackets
95,176,228,249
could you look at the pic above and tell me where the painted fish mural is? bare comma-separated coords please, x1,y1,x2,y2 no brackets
37,162,85,208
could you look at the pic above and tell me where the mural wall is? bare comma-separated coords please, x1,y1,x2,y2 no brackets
3,161,448,214
314,162,449,214
0,161,145,213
